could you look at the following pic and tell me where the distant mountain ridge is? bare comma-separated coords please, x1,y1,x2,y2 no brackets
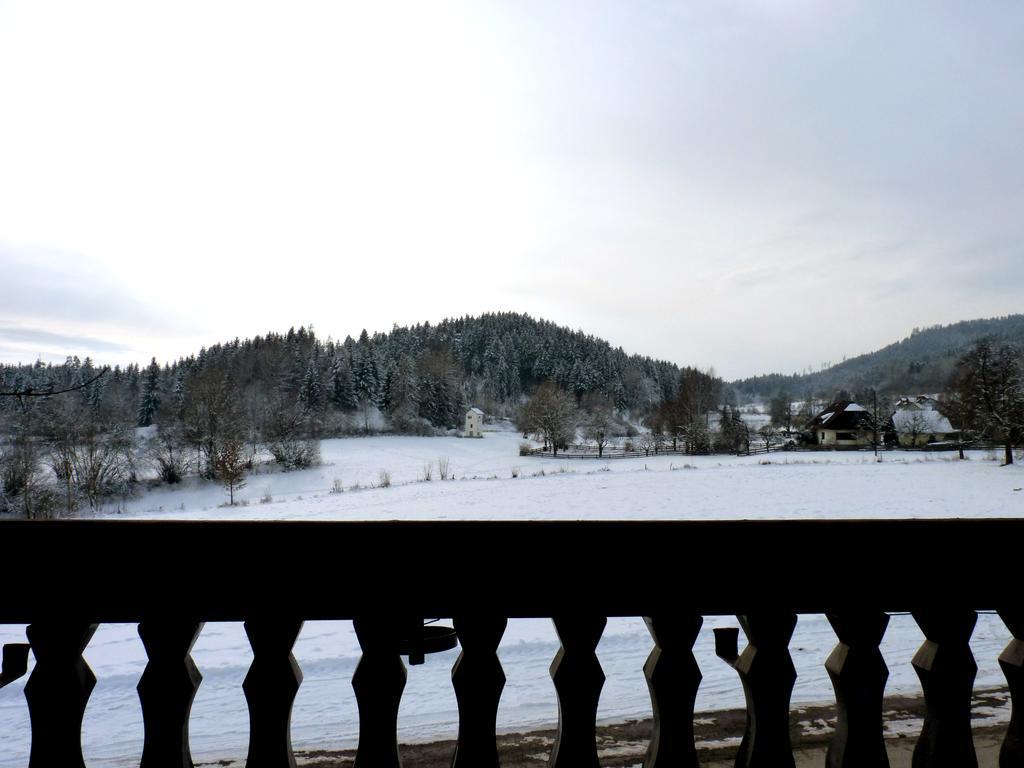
732,315,1024,400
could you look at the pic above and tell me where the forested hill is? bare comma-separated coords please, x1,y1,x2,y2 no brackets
0,312,680,432
732,315,1024,401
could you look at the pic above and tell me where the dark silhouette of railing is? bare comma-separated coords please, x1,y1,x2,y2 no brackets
1,518,1023,768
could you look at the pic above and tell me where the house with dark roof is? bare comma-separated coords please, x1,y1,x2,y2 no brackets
806,401,875,447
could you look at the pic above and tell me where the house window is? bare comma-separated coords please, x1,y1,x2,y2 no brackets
836,432,856,441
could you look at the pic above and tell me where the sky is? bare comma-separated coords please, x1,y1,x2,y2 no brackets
1,1,1022,380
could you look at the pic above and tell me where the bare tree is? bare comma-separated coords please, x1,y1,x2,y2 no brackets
896,409,931,449
637,431,659,457
1,367,118,517
583,401,617,458
72,426,135,509
758,422,779,452
1,435,57,519
518,381,576,456
264,400,320,470
144,425,193,484
181,369,243,478
948,339,1024,465
675,367,722,426
213,436,247,505
651,367,722,450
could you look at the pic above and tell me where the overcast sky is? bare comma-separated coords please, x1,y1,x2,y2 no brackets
1,1,1022,380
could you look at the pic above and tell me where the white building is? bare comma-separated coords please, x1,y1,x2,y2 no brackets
464,407,484,438
892,397,958,447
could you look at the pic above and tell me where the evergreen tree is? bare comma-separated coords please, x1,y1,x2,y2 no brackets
354,346,380,407
298,358,322,415
386,357,420,427
138,358,162,427
717,406,745,452
329,355,357,411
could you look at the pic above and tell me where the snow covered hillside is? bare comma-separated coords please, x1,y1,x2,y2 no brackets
1,433,1021,767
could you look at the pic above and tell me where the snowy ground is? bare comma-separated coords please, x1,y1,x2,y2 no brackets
106,430,1024,522
1,431,1022,767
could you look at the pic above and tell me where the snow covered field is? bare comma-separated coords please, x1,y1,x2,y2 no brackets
1,431,1022,767
109,430,1024,522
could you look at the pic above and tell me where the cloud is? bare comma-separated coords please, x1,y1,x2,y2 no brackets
1,3,1022,378
0,243,190,335
0,325,132,354
727,263,802,288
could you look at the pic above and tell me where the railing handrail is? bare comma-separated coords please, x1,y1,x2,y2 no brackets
0,518,1017,622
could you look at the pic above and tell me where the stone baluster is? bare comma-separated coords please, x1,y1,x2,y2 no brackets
353,618,406,768
550,616,606,768
643,614,703,768
451,616,507,768
715,613,797,768
137,620,205,768
824,611,890,768
243,620,304,768
24,621,98,768
912,610,978,768
998,611,1024,768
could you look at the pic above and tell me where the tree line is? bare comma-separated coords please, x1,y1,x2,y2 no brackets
516,337,1024,464
0,313,682,516
6,313,1019,518
517,366,751,456
753,338,1024,464
733,314,1024,402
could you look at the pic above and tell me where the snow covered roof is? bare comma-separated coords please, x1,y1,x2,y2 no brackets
895,395,940,411
807,401,873,431
892,409,955,434
468,407,484,415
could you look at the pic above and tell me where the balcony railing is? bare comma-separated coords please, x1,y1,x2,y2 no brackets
0,518,1022,768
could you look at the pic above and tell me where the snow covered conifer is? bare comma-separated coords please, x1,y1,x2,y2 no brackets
354,346,380,406
138,358,162,427
329,355,357,411
298,358,322,415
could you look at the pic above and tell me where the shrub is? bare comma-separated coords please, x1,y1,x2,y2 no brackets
146,430,191,484
269,438,321,471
